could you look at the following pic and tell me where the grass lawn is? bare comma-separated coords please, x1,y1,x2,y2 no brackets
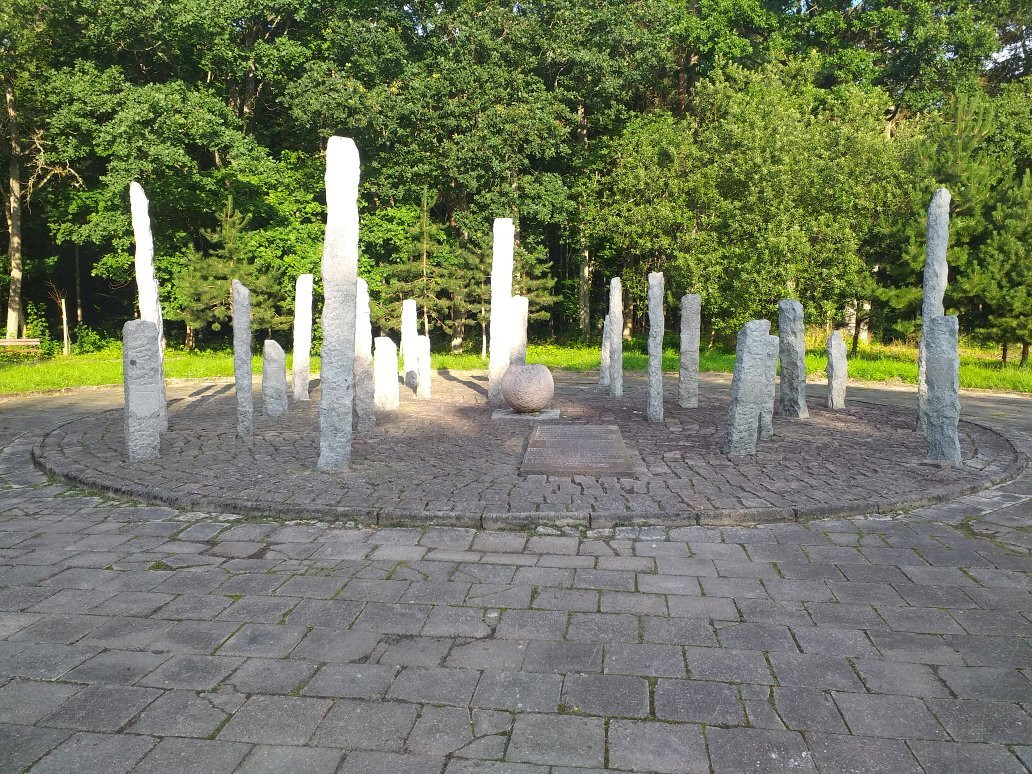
2,339,1030,396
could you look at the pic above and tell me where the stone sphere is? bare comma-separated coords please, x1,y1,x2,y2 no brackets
501,364,554,413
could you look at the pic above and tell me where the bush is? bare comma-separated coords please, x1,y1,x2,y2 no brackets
72,324,115,354
23,302,58,358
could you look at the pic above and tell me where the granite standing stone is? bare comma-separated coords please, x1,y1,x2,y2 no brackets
402,298,418,392
317,136,360,472
646,272,665,422
122,319,162,461
415,335,432,399
292,273,314,401
488,217,515,404
510,295,529,365
231,279,253,438
608,277,623,398
759,333,779,441
354,277,376,431
129,182,167,430
723,320,773,456
918,187,951,432
678,294,701,409
599,314,612,387
826,331,848,409
262,340,288,417
924,314,962,467
373,336,400,410
777,299,808,419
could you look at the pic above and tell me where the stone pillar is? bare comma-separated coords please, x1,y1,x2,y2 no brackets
608,277,623,397
373,336,400,410
231,279,253,439
759,333,779,441
262,340,288,417
646,272,665,422
925,315,962,466
722,320,772,456
777,299,808,419
402,298,418,392
599,314,611,387
122,319,161,461
354,277,376,431
509,295,529,365
826,331,847,409
918,187,951,432
488,217,515,404
317,136,360,472
415,335,432,399
292,273,314,401
129,182,167,430
678,294,701,409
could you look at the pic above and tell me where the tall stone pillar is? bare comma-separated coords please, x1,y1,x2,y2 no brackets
129,182,167,430
122,319,161,461
599,314,611,387
373,336,400,410
678,294,701,408
292,273,314,401
415,335,432,399
925,315,962,466
509,295,529,365
317,136,360,472
608,277,623,398
722,320,772,456
231,279,253,438
918,187,951,432
646,272,665,422
759,334,779,441
354,277,376,431
262,340,288,417
402,298,418,391
777,299,808,419
488,218,515,404
826,331,847,409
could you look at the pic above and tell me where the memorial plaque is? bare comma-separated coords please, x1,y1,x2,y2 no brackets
520,424,637,476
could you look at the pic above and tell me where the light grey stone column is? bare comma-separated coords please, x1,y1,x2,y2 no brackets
918,187,951,432
647,272,665,422
415,335,432,399
129,182,167,430
262,340,288,417
599,313,611,387
373,336,400,410
678,294,701,408
759,334,779,441
925,314,962,466
826,331,847,409
231,279,253,438
354,277,376,431
509,295,529,365
402,298,418,392
608,277,623,397
488,217,515,404
292,273,313,401
317,136,360,472
122,319,161,461
722,320,772,456
777,299,808,419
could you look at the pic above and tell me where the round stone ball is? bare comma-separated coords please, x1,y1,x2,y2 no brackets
501,364,555,413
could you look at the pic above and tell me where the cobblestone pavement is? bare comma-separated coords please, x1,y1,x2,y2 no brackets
31,372,1026,526
0,376,1030,772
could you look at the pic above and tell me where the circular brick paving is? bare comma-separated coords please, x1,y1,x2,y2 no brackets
33,371,1026,528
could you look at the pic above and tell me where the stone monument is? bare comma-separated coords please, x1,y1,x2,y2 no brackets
510,295,529,365
918,187,951,432
354,277,376,430
292,273,313,401
415,335,432,399
826,331,847,409
924,314,962,466
759,333,779,441
373,336,400,410
317,136,359,472
402,298,418,392
646,272,664,422
678,294,701,409
608,277,623,398
723,320,774,456
231,279,253,438
262,340,288,417
488,217,515,404
122,319,162,461
129,182,167,430
777,299,808,419
501,364,554,413
599,313,611,387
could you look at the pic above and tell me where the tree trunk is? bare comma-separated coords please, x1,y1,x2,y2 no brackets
59,295,70,356
4,78,23,340
1002,341,1008,365
578,246,591,337
1021,342,1029,367
185,325,196,352
480,306,487,360
74,244,83,324
450,305,464,353
421,190,430,336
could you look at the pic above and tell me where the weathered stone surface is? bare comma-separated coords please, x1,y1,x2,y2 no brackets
317,136,359,472
488,218,515,404
402,299,418,392
354,278,375,430
723,320,773,456
608,277,623,398
501,364,554,413
415,335,432,399
509,295,529,365
778,300,808,419
122,319,161,461
262,340,288,417
373,336,400,410
599,314,611,387
129,182,167,430
759,334,779,441
231,279,253,439
925,314,962,467
827,331,847,409
919,187,952,432
521,424,635,475
292,274,314,401
678,294,701,409
647,272,665,422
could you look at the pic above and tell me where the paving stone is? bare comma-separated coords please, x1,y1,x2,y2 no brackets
938,666,1032,701
773,687,848,733
608,718,708,773
833,692,949,740
706,727,816,773
352,603,431,634
0,678,81,724
868,631,964,664
907,739,1027,773
139,653,241,690
472,670,561,711
446,639,526,670
310,698,419,750
128,689,230,737
560,673,649,717
926,698,1032,743
792,626,878,657
0,642,100,679
217,624,308,658
228,657,319,694
337,750,446,774
133,737,251,773
684,646,772,683
654,679,744,724
421,607,491,638
30,731,157,774
302,663,398,699
604,643,686,677
852,658,951,697
219,694,332,744
667,595,739,620
286,599,365,628
292,628,381,662
506,712,605,768
8,613,107,644
566,612,638,642
641,616,717,646
405,705,474,755
151,619,239,654
236,744,344,773
522,640,603,673
38,684,162,732
387,667,481,705
0,722,72,771
806,733,922,773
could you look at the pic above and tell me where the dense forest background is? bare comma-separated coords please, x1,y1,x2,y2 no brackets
1,1,1029,360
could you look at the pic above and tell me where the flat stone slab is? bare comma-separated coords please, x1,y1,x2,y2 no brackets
521,425,637,476
492,408,560,421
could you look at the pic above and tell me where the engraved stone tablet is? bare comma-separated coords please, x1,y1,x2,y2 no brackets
520,425,636,476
